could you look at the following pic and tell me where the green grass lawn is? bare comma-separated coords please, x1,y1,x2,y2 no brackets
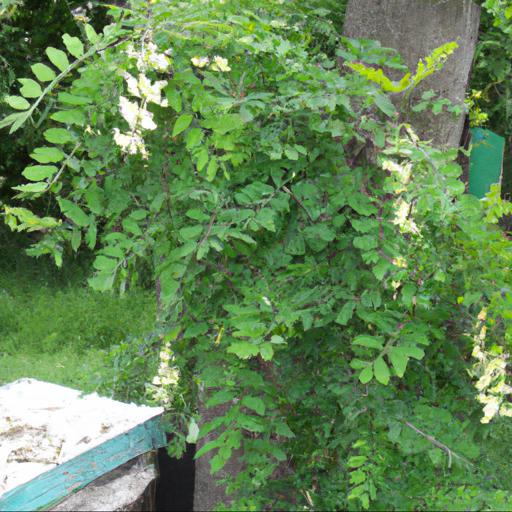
0,348,106,392
0,228,156,392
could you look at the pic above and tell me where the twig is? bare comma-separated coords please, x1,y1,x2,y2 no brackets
347,143,367,168
241,173,302,231
198,212,216,248
403,421,473,468
47,142,82,190
283,185,314,223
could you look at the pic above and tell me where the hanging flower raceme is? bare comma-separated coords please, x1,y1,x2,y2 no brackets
126,40,171,73
470,308,512,423
123,72,168,107
113,96,157,158
113,129,147,157
148,341,180,407
119,96,157,131
113,37,171,158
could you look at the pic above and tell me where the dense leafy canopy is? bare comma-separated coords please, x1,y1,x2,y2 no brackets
2,1,512,510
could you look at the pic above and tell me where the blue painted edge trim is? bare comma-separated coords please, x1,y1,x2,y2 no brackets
0,415,166,512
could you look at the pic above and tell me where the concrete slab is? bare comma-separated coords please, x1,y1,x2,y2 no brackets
0,379,165,511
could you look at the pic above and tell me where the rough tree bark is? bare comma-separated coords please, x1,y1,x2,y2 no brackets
193,395,243,512
343,0,481,148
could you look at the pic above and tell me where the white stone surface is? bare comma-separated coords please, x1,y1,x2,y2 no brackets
0,378,163,497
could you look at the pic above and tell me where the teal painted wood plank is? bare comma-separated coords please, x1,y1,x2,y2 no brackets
0,415,166,512
469,127,505,198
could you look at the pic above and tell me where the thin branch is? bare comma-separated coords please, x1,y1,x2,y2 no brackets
198,212,216,248
403,421,473,468
283,185,314,224
47,142,82,190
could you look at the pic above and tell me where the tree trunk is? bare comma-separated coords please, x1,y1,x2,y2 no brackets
343,0,481,149
193,396,243,512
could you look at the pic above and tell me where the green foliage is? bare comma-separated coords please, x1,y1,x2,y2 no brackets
94,333,160,403
0,282,155,353
0,0,108,205
481,0,512,32
3,1,512,510
348,42,458,96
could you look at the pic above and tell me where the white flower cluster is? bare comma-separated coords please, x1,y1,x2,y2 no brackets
191,55,231,72
124,72,168,106
127,41,171,73
380,158,418,234
471,308,512,423
113,39,171,158
392,198,419,234
149,341,180,407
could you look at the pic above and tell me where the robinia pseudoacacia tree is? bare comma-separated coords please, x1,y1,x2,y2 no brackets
2,0,512,509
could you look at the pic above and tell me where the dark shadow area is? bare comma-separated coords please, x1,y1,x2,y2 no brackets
156,442,195,512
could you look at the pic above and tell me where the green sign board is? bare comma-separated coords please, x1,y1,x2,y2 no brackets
469,127,505,199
